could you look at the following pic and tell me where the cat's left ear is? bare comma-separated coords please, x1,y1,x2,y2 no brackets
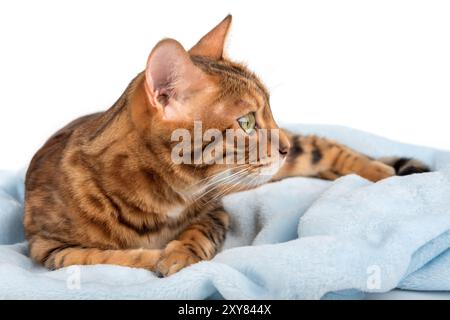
189,14,232,60
145,39,207,121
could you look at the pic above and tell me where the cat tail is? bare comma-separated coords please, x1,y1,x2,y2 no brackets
377,157,431,176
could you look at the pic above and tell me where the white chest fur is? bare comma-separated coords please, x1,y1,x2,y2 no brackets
166,205,185,219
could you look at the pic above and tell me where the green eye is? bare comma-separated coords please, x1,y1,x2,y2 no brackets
237,113,256,134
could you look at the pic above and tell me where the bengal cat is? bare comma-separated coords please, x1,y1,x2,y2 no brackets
23,15,429,277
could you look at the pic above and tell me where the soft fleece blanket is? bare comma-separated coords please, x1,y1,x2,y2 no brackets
1,124,450,299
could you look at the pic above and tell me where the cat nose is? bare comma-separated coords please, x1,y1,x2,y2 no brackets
278,144,289,156
276,128,290,157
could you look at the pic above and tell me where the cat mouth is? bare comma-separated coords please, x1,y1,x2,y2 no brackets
231,158,285,188
258,161,284,176
191,158,285,199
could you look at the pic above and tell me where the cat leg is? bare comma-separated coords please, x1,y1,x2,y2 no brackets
273,134,395,182
156,208,230,277
29,237,161,271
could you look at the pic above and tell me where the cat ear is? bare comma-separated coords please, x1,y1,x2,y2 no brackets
145,39,205,120
189,14,232,60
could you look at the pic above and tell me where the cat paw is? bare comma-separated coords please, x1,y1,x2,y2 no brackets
155,240,201,277
361,160,396,182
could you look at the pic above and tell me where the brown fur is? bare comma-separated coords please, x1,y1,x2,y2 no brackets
272,132,395,182
23,15,428,277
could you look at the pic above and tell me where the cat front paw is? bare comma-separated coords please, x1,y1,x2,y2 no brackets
156,240,201,277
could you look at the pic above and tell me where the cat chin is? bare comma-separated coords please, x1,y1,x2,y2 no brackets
259,161,283,177
239,160,284,188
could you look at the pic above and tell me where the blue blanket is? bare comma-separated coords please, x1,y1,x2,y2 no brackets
1,124,450,299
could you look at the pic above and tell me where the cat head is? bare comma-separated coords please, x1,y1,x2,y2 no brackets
132,15,290,195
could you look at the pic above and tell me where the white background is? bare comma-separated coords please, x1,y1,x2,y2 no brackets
1,0,449,171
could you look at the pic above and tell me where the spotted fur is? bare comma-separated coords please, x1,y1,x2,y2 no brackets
273,133,430,182
24,16,431,277
24,16,290,276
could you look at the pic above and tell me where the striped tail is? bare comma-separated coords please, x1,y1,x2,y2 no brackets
378,157,431,176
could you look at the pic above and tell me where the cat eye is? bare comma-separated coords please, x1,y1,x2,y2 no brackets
237,113,256,134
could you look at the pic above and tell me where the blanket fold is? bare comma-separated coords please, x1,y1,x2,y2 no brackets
1,124,449,299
